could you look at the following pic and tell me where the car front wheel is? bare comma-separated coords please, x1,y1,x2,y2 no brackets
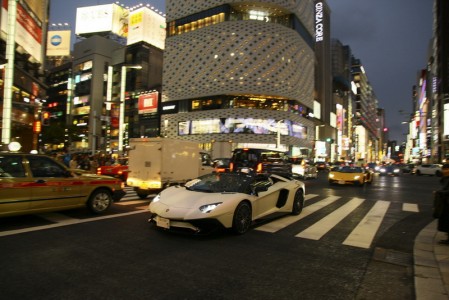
87,189,112,214
292,190,304,215
232,202,252,234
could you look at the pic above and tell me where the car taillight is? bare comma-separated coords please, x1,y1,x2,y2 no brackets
256,163,262,173
229,162,234,172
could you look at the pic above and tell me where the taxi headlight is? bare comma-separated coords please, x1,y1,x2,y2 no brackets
354,175,360,180
199,202,223,213
329,173,335,178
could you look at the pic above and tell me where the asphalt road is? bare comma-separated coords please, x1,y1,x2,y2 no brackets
0,172,441,299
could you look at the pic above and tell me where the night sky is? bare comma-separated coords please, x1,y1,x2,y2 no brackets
49,0,434,142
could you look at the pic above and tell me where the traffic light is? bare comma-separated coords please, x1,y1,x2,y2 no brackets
42,111,50,126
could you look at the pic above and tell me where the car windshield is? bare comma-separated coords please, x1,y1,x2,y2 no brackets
336,166,364,173
185,173,262,194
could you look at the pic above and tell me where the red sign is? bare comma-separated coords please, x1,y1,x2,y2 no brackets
138,92,158,114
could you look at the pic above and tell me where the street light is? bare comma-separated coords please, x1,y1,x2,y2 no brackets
1,0,17,146
118,64,142,154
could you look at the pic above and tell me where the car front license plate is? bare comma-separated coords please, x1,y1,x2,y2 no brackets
156,216,170,229
338,180,345,184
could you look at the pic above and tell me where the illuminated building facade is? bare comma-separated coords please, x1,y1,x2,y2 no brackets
162,0,316,157
351,57,381,163
431,0,449,162
0,0,50,152
44,3,165,154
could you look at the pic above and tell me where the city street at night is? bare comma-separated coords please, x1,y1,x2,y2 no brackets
0,172,443,299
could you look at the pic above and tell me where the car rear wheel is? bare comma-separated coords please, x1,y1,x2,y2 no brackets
87,188,112,214
232,202,252,234
292,190,304,215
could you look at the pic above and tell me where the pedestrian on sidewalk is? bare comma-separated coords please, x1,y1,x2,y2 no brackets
433,175,449,244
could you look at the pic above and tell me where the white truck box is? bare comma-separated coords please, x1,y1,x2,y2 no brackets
126,138,213,199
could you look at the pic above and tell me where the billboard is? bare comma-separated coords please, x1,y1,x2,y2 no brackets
46,30,71,56
127,7,165,49
75,4,128,37
1,0,43,63
138,92,159,114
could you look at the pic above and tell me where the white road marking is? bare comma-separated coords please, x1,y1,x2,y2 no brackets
256,195,341,233
296,197,364,240
403,203,419,212
115,200,150,206
0,210,147,237
305,194,319,201
343,200,390,249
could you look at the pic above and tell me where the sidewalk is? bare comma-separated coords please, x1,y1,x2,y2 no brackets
414,220,449,299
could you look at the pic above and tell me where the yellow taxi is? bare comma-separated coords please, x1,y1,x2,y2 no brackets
328,165,373,186
0,153,126,217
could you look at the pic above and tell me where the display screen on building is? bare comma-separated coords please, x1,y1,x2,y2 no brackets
1,0,43,62
47,30,71,56
127,7,165,49
75,4,128,37
178,118,307,138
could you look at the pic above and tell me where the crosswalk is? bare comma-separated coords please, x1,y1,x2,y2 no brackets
256,193,419,249
119,189,420,249
114,186,155,209
1,189,421,249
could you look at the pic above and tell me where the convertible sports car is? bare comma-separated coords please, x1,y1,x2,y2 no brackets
148,172,305,234
328,166,373,186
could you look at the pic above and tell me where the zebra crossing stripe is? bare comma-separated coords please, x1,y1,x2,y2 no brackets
343,200,390,249
402,203,419,212
296,197,364,240
305,194,319,201
256,195,341,233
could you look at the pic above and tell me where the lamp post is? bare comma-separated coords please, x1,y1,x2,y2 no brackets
1,0,17,147
118,65,142,155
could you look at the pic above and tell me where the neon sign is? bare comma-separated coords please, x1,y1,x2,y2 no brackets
315,2,324,42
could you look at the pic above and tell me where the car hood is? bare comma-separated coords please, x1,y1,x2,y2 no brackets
157,186,243,209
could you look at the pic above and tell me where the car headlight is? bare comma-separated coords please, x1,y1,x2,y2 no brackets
380,168,386,172
394,169,400,173
354,175,360,180
199,202,223,213
152,193,161,203
329,173,334,178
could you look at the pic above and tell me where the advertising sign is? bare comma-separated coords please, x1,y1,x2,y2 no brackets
75,4,128,37
138,92,159,114
1,0,43,62
127,7,165,49
47,30,71,56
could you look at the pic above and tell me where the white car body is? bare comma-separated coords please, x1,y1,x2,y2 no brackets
292,164,318,179
148,173,305,234
415,164,442,176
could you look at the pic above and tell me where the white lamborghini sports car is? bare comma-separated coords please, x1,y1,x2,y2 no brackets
148,172,305,234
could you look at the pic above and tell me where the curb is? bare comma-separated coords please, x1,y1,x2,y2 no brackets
414,220,449,299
